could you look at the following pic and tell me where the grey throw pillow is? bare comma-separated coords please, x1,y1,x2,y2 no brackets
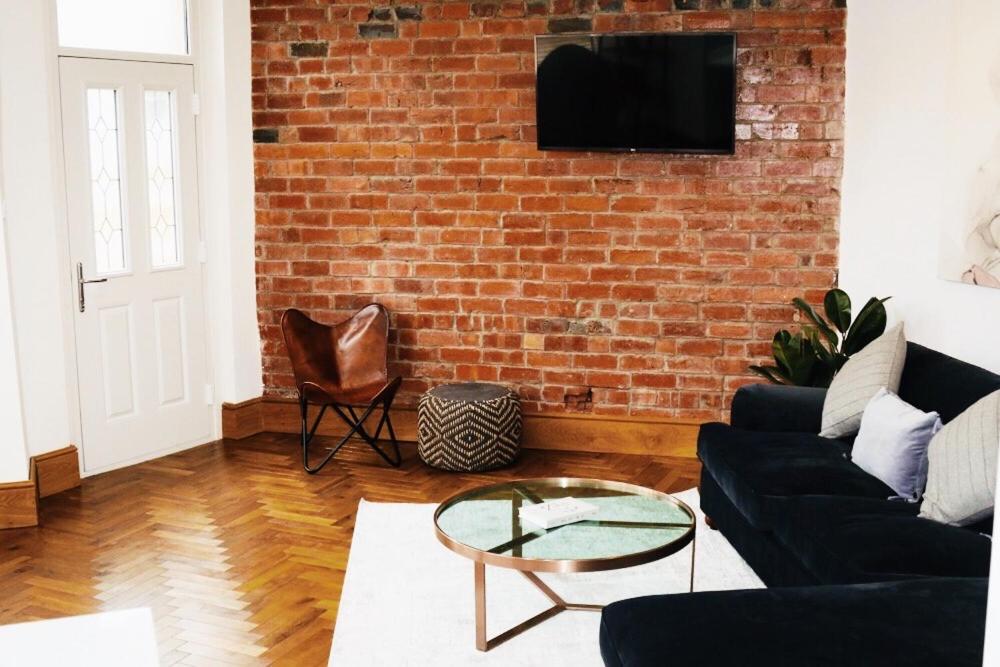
851,387,942,499
820,323,907,439
919,389,1000,526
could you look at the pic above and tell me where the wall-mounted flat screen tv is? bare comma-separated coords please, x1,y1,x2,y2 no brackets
535,32,736,154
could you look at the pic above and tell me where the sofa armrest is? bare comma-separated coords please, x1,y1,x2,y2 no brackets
730,383,827,433
599,578,987,667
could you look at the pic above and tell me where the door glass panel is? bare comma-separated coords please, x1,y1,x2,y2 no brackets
144,90,181,268
56,0,189,55
86,88,128,275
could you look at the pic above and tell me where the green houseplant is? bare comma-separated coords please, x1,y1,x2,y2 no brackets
749,288,891,388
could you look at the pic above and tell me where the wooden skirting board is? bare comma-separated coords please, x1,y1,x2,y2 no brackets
222,397,701,458
33,446,82,499
0,470,37,530
0,445,81,530
221,396,265,440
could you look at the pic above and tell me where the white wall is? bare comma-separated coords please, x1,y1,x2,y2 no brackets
0,203,30,483
840,0,1000,373
987,468,1000,665
841,2,1000,663
0,78,31,483
0,1,76,460
195,0,263,405
0,0,261,475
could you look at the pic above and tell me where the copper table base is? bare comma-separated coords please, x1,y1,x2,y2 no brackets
472,537,696,652
434,478,698,652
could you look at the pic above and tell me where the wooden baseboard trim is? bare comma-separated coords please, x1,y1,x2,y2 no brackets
221,397,264,440
34,445,82,498
223,397,701,457
0,445,81,530
521,411,700,457
0,465,37,530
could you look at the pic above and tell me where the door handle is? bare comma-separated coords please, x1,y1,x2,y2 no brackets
77,262,108,312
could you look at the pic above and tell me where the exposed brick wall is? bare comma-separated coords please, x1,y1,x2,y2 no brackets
251,0,846,420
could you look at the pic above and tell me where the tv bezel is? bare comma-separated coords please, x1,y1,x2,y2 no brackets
533,31,738,155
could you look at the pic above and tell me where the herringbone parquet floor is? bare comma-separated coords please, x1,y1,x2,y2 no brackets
0,434,700,666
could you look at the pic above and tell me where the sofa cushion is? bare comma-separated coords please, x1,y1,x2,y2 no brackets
850,387,941,499
899,342,1000,424
730,384,827,433
771,496,992,584
820,323,907,439
698,423,894,530
920,389,1000,526
600,578,987,667
700,470,821,587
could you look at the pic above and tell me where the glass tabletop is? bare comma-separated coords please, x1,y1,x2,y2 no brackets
433,478,695,573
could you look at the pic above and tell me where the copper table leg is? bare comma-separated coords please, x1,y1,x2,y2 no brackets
472,533,698,651
474,561,488,651
473,563,602,652
689,533,696,593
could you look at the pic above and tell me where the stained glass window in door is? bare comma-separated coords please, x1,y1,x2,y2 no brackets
144,90,181,268
86,88,128,275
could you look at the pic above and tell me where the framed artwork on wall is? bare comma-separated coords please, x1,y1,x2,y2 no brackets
941,212,1000,290
938,50,1000,291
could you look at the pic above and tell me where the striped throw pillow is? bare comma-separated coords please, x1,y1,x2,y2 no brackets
919,389,1000,526
820,323,907,439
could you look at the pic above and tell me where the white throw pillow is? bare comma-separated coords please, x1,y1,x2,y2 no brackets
820,323,907,439
919,389,1000,526
851,388,942,499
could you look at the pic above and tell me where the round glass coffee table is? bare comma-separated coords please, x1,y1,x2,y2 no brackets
433,478,696,651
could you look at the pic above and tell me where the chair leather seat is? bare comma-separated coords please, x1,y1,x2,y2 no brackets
282,305,394,405
280,305,404,472
301,378,386,405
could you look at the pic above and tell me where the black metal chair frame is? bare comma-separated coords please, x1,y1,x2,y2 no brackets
298,376,403,474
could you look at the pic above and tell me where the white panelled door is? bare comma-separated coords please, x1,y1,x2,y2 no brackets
59,58,212,473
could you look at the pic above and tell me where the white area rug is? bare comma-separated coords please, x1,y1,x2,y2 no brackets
329,488,763,666
0,608,158,666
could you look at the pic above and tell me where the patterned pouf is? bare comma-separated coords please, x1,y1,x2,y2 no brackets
417,382,521,472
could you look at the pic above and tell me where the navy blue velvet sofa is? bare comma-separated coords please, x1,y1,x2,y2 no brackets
600,343,998,666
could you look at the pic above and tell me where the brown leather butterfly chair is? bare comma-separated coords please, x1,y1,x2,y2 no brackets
280,305,402,473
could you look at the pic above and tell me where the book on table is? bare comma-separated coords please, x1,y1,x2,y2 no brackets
517,497,599,530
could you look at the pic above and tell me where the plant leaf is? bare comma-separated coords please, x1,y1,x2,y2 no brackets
792,297,838,348
807,329,838,388
811,364,835,388
823,288,852,334
832,352,850,373
842,296,890,355
771,331,796,376
810,329,835,365
772,331,818,386
749,365,789,385
770,330,792,374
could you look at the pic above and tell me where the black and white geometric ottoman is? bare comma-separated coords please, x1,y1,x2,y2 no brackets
417,382,521,472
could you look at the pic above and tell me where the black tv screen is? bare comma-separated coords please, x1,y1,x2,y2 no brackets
535,32,736,154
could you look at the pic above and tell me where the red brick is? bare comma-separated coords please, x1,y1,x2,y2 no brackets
252,0,845,420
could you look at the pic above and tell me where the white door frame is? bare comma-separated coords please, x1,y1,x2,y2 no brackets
58,56,216,474
0,1,260,475
40,0,248,475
